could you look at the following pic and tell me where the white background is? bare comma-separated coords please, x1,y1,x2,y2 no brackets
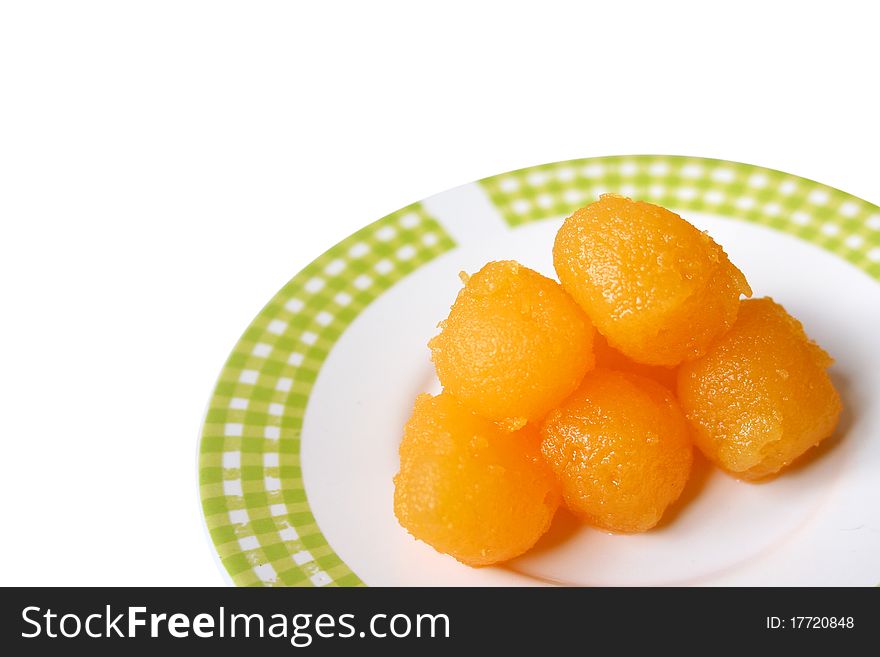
0,1,877,586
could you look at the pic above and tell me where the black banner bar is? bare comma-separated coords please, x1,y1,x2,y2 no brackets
3,587,876,654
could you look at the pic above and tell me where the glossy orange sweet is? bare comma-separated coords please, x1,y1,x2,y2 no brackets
393,392,560,566
540,369,693,533
393,194,845,563
677,297,842,480
553,194,751,366
429,260,594,429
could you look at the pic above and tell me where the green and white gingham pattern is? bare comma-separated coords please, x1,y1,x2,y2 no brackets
199,203,455,587
201,156,878,587
480,155,880,280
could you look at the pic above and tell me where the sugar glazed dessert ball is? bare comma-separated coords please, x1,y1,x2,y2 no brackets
553,194,752,366
429,260,595,429
393,392,560,566
677,298,842,480
540,369,693,533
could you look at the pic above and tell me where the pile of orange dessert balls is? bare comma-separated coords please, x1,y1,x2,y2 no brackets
393,195,842,567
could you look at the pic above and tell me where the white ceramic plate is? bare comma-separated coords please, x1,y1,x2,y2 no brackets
200,156,880,586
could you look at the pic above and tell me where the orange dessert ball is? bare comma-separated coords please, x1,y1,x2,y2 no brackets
593,332,678,390
553,194,752,366
677,297,842,480
429,260,594,429
540,369,693,533
393,392,560,566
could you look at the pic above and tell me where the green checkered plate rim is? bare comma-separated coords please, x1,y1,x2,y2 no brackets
199,155,879,587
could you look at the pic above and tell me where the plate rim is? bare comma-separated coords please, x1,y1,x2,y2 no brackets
197,154,880,587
